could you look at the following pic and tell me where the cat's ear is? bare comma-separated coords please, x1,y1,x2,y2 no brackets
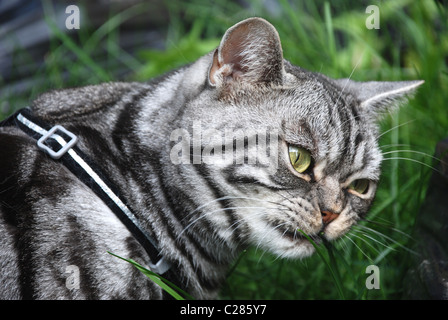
208,17,284,87
336,79,424,116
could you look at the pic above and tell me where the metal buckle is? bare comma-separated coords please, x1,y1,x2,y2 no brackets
148,256,172,275
37,125,78,159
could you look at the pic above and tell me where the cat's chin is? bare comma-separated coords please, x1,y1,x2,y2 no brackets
274,237,317,259
253,230,320,259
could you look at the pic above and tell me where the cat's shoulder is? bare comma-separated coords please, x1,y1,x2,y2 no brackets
31,81,150,121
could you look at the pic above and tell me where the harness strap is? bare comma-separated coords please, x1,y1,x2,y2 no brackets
1,108,172,275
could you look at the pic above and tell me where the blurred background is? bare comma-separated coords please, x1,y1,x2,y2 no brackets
1,0,447,299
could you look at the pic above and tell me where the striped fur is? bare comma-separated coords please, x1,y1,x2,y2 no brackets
0,18,422,299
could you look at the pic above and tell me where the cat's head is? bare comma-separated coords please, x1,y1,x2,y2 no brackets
178,17,423,259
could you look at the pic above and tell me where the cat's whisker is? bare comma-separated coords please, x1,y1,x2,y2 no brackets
336,113,363,133
180,192,296,238
363,218,415,241
353,224,418,256
352,224,391,243
292,228,300,242
382,149,442,162
336,235,351,256
350,226,394,253
347,231,382,255
343,233,373,262
333,52,363,110
268,194,297,211
181,195,288,222
254,221,291,256
359,223,414,248
382,156,442,173
177,205,287,242
224,207,293,248
220,209,266,242
378,119,416,138
380,143,410,150
180,195,256,221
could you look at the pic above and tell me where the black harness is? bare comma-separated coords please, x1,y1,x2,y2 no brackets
1,108,176,283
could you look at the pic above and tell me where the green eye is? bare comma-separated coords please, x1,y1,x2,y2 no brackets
348,179,370,195
288,145,312,173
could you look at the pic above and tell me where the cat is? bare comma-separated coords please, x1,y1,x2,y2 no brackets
0,17,423,299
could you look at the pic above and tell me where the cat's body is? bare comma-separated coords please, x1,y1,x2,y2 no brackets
0,18,422,299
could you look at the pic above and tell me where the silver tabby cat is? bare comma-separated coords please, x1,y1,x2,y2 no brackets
0,18,422,299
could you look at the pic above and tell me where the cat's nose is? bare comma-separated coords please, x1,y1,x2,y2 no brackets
321,210,339,225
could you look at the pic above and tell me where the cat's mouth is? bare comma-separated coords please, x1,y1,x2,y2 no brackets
281,227,322,246
260,222,324,258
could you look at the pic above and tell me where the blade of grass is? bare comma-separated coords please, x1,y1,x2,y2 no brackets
297,230,346,299
42,17,111,82
324,2,336,62
226,249,248,278
108,251,194,300
84,2,150,54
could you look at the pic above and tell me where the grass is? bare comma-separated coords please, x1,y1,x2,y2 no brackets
298,230,346,299
108,251,194,300
1,0,447,299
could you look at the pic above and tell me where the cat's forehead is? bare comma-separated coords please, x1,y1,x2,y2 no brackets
281,67,344,105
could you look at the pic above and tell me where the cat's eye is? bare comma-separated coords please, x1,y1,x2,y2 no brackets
348,179,370,195
288,145,312,173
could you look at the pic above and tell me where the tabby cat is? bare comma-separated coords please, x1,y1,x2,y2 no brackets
0,18,422,299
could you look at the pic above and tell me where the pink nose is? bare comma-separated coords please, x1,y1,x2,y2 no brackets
321,211,339,225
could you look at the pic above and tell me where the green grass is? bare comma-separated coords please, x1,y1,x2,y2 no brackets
108,251,194,300
2,0,447,299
